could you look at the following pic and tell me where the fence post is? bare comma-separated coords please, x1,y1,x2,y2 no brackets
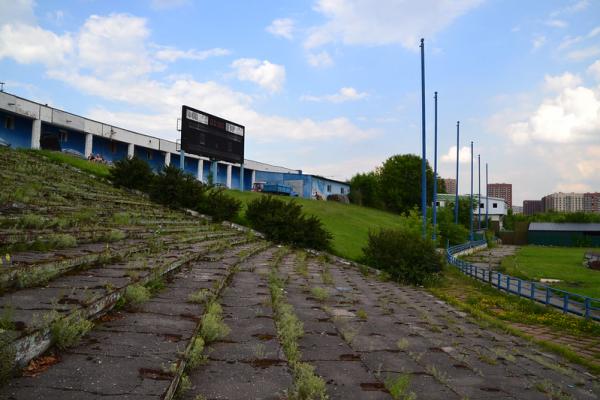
506,276,510,293
497,272,501,288
585,298,590,319
530,282,535,300
563,293,568,313
518,279,522,296
545,287,551,305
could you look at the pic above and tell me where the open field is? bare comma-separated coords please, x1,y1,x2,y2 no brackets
1,148,599,399
501,246,600,299
228,190,409,261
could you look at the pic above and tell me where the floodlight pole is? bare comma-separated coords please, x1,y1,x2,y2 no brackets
454,121,460,225
470,141,474,241
240,162,245,191
432,92,438,242
486,163,489,229
180,149,185,171
478,154,481,230
420,38,427,239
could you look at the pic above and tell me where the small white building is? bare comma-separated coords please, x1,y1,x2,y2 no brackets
435,193,508,223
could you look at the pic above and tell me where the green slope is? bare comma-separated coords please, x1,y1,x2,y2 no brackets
228,190,408,261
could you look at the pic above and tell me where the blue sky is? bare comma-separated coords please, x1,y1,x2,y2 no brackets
1,0,599,204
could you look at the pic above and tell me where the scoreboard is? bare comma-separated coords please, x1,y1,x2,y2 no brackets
180,105,245,164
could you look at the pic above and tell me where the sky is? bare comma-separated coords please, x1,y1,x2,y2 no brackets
0,0,599,205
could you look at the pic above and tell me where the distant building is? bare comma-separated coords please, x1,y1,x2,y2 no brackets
512,205,523,214
542,192,584,213
436,193,508,226
523,200,543,216
443,178,456,194
584,192,600,213
528,222,600,247
487,183,512,209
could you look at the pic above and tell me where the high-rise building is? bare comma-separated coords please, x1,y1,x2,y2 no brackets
487,183,512,209
584,192,600,212
542,192,585,212
442,178,456,194
523,200,543,216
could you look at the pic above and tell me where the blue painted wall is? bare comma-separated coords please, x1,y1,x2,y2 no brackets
41,123,86,154
0,112,31,148
184,156,198,177
134,146,164,171
217,163,227,185
243,169,253,191
93,136,128,162
203,161,213,184
231,166,241,189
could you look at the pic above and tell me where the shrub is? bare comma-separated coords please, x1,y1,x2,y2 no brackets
50,311,93,350
291,362,328,400
200,302,230,343
109,156,155,192
124,284,151,309
310,287,329,302
187,336,207,369
245,196,331,250
362,228,444,285
149,165,207,210
197,188,241,222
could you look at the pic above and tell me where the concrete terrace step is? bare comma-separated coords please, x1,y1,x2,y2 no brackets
1,241,269,400
0,235,258,371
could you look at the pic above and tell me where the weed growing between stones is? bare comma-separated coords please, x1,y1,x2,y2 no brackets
100,229,126,243
49,311,93,350
320,264,334,286
175,372,192,399
200,302,230,343
384,373,416,400
15,264,60,288
187,337,208,369
425,365,448,385
123,284,151,309
396,338,409,351
0,330,17,385
268,249,328,400
0,307,15,330
534,380,573,400
295,252,309,277
311,287,329,302
187,289,213,304
356,309,368,320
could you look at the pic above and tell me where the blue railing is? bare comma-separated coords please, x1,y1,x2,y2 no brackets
447,241,600,322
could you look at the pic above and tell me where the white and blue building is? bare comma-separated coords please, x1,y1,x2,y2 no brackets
0,91,349,199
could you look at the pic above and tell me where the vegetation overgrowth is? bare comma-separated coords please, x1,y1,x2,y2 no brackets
503,210,600,230
501,246,600,299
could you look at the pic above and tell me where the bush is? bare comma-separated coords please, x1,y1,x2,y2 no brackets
149,165,206,210
50,311,93,350
245,196,331,250
197,188,241,222
326,194,349,203
362,228,444,285
109,156,155,192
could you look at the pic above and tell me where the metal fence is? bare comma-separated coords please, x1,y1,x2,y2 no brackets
447,241,600,322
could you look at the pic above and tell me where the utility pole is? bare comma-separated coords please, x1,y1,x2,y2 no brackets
470,141,474,241
486,163,489,230
0,82,5,92
478,154,481,231
454,121,460,225
432,92,438,242
420,38,427,239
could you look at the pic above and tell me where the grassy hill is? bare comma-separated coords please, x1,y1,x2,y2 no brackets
15,150,408,261
228,190,408,260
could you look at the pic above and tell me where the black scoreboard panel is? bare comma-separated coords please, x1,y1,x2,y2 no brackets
180,105,245,164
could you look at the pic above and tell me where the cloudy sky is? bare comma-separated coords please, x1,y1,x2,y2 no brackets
1,0,599,204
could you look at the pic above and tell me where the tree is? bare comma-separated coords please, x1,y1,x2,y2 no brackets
378,154,434,214
442,197,476,229
349,172,382,208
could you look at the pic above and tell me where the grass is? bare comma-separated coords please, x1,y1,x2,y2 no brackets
227,190,410,261
49,311,94,350
123,284,151,309
385,373,416,400
428,267,600,375
200,302,230,343
33,149,111,179
502,246,600,299
310,287,329,302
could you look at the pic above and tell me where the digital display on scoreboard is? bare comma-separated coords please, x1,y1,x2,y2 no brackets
180,105,245,164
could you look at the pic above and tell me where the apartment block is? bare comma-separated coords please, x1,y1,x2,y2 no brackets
443,178,457,194
523,200,543,216
584,192,600,212
487,183,512,209
542,192,585,212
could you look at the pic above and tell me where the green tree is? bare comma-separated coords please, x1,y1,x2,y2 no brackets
349,171,382,208
378,154,434,214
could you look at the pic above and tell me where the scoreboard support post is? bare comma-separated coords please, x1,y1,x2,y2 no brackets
180,149,185,171
212,159,218,186
240,163,245,191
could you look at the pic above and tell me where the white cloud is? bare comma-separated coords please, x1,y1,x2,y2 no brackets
567,46,600,61
588,60,600,80
543,72,581,92
301,87,368,103
266,18,295,39
0,24,73,66
0,0,35,26
503,73,600,145
532,35,546,50
306,50,333,68
231,58,286,92
441,146,471,164
558,26,600,52
304,0,482,49
545,19,567,28
154,47,230,62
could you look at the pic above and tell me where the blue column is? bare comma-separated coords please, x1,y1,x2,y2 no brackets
179,149,185,170
454,121,460,224
478,154,481,230
432,92,438,242
485,163,489,229
420,38,427,239
470,141,474,241
240,163,245,191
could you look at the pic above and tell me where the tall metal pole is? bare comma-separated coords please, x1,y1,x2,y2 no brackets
454,121,460,224
478,154,481,230
432,92,438,242
485,163,489,230
420,38,427,239
470,141,474,241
